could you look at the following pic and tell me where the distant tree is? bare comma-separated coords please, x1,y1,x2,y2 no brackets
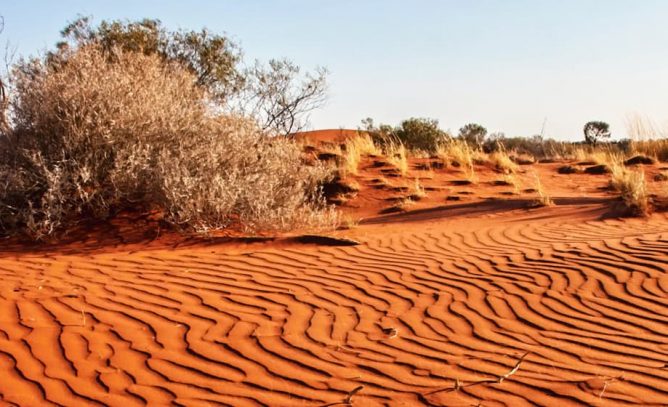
395,117,450,151
458,123,487,146
360,117,376,132
583,121,611,145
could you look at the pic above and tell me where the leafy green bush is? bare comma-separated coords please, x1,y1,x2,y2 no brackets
458,123,487,146
395,118,450,151
360,117,450,152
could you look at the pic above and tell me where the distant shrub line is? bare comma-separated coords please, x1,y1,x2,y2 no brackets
359,117,668,162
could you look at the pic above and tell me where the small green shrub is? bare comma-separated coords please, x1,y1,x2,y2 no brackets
360,117,449,152
394,118,450,152
458,123,487,147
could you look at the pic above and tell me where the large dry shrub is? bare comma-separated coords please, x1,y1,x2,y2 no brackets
154,116,335,232
0,44,333,238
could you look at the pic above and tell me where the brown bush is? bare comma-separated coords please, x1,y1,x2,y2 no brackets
0,44,334,239
154,116,336,232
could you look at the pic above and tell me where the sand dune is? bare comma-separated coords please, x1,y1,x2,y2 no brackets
1,131,668,405
1,202,667,406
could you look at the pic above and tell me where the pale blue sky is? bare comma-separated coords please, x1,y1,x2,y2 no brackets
2,1,667,140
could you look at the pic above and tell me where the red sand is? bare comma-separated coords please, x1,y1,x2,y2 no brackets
1,130,667,406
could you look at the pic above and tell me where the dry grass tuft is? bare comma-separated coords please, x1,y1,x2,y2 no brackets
488,150,519,174
510,151,536,165
338,215,361,230
396,197,415,210
385,142,409,176
532,173,553,207
436,139,472,167
609,160,649,215
384,197,415,213
409,178,427,200
571,147,615,166
339,134,382,177
340,143,362,177
631,139,668,163
436,139,480,182
350,133,381,156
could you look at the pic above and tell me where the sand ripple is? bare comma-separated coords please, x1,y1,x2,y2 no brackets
1,214,667,406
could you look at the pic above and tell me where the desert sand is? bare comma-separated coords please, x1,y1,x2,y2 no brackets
1,130,667,406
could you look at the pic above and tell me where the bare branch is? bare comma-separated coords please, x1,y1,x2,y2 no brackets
241,59,328,136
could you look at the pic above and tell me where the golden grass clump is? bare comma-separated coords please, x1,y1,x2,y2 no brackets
409,178,427,200
338,214,360,230
339,134,381,177
570,147,615,165
340,142,362,177
488,150,519,174
435,139,480,182
385,142,409,176
510,151,536,165
471,149,489,165
570,147,590,162
532,173,553,207
0,44,336,238
390,197,415,212
609,161,649,215
350,133,381,156
630,139,668,163
436,139,472,168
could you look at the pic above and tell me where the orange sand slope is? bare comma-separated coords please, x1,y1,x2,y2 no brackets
1,204,668,406
2,130,668,406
